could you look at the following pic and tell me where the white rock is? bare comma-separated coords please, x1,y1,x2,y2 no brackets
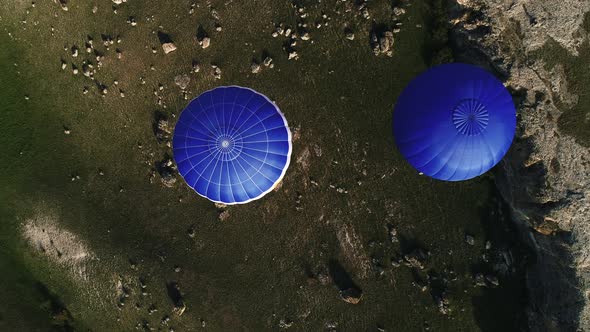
200,37,210,49
393,7,406,16
251,62,261,74
162,42,177,54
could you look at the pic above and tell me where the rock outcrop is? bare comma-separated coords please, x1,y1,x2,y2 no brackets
448,0,590,330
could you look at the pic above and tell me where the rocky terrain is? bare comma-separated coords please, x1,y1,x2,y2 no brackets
449,0,590,330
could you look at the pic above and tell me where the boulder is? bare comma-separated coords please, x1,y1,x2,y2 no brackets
162,42,177,54
403,248,428,270
263,56,273,67
200,37,211,49
250,62,261,74
465,234,475,246
370,29,394,57
340,287,362,304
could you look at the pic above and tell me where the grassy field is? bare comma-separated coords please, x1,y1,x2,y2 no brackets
0,0,527,331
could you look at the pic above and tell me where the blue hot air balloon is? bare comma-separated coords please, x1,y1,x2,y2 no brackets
173,86,292,204
393,63,516,181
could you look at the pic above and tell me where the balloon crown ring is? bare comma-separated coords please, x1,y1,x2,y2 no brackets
452,99,489,136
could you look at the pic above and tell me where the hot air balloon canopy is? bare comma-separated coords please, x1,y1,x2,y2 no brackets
173,86,292,204
393,63,516,181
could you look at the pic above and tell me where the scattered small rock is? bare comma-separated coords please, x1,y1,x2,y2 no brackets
387,223,398,243
157,157,177,187
474,273,486,287
218,210,230,221
390,256,402,268
58,0,68,11
370,29,394,57
250,62,261,74
187,227,196,238
263,56,273,67
154,112,171,143
148,304,158,315
167,282,186,316
211,65,222,80
393,7,406,16
403,248,428,270
325,321,338,331
316,271,331,285
434,294,451,315
199,36,211,49
192,60,201,73
465,234,475,246
485,274,500,287
127,16,137,26
278,319,293,329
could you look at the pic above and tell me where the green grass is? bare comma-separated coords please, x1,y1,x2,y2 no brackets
0,0,527,330
0,31,75,331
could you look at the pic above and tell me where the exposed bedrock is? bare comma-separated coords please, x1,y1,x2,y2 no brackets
448,0,590,330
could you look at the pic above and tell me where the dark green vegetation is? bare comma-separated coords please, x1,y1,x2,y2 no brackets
530,12,590,147
0,0,527,330
0,33,75,331
423,0,454,66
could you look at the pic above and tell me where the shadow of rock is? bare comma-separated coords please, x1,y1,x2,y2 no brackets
157,31,173,44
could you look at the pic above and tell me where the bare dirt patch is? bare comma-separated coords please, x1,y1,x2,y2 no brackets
22,213,94,282
335,222,371,279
